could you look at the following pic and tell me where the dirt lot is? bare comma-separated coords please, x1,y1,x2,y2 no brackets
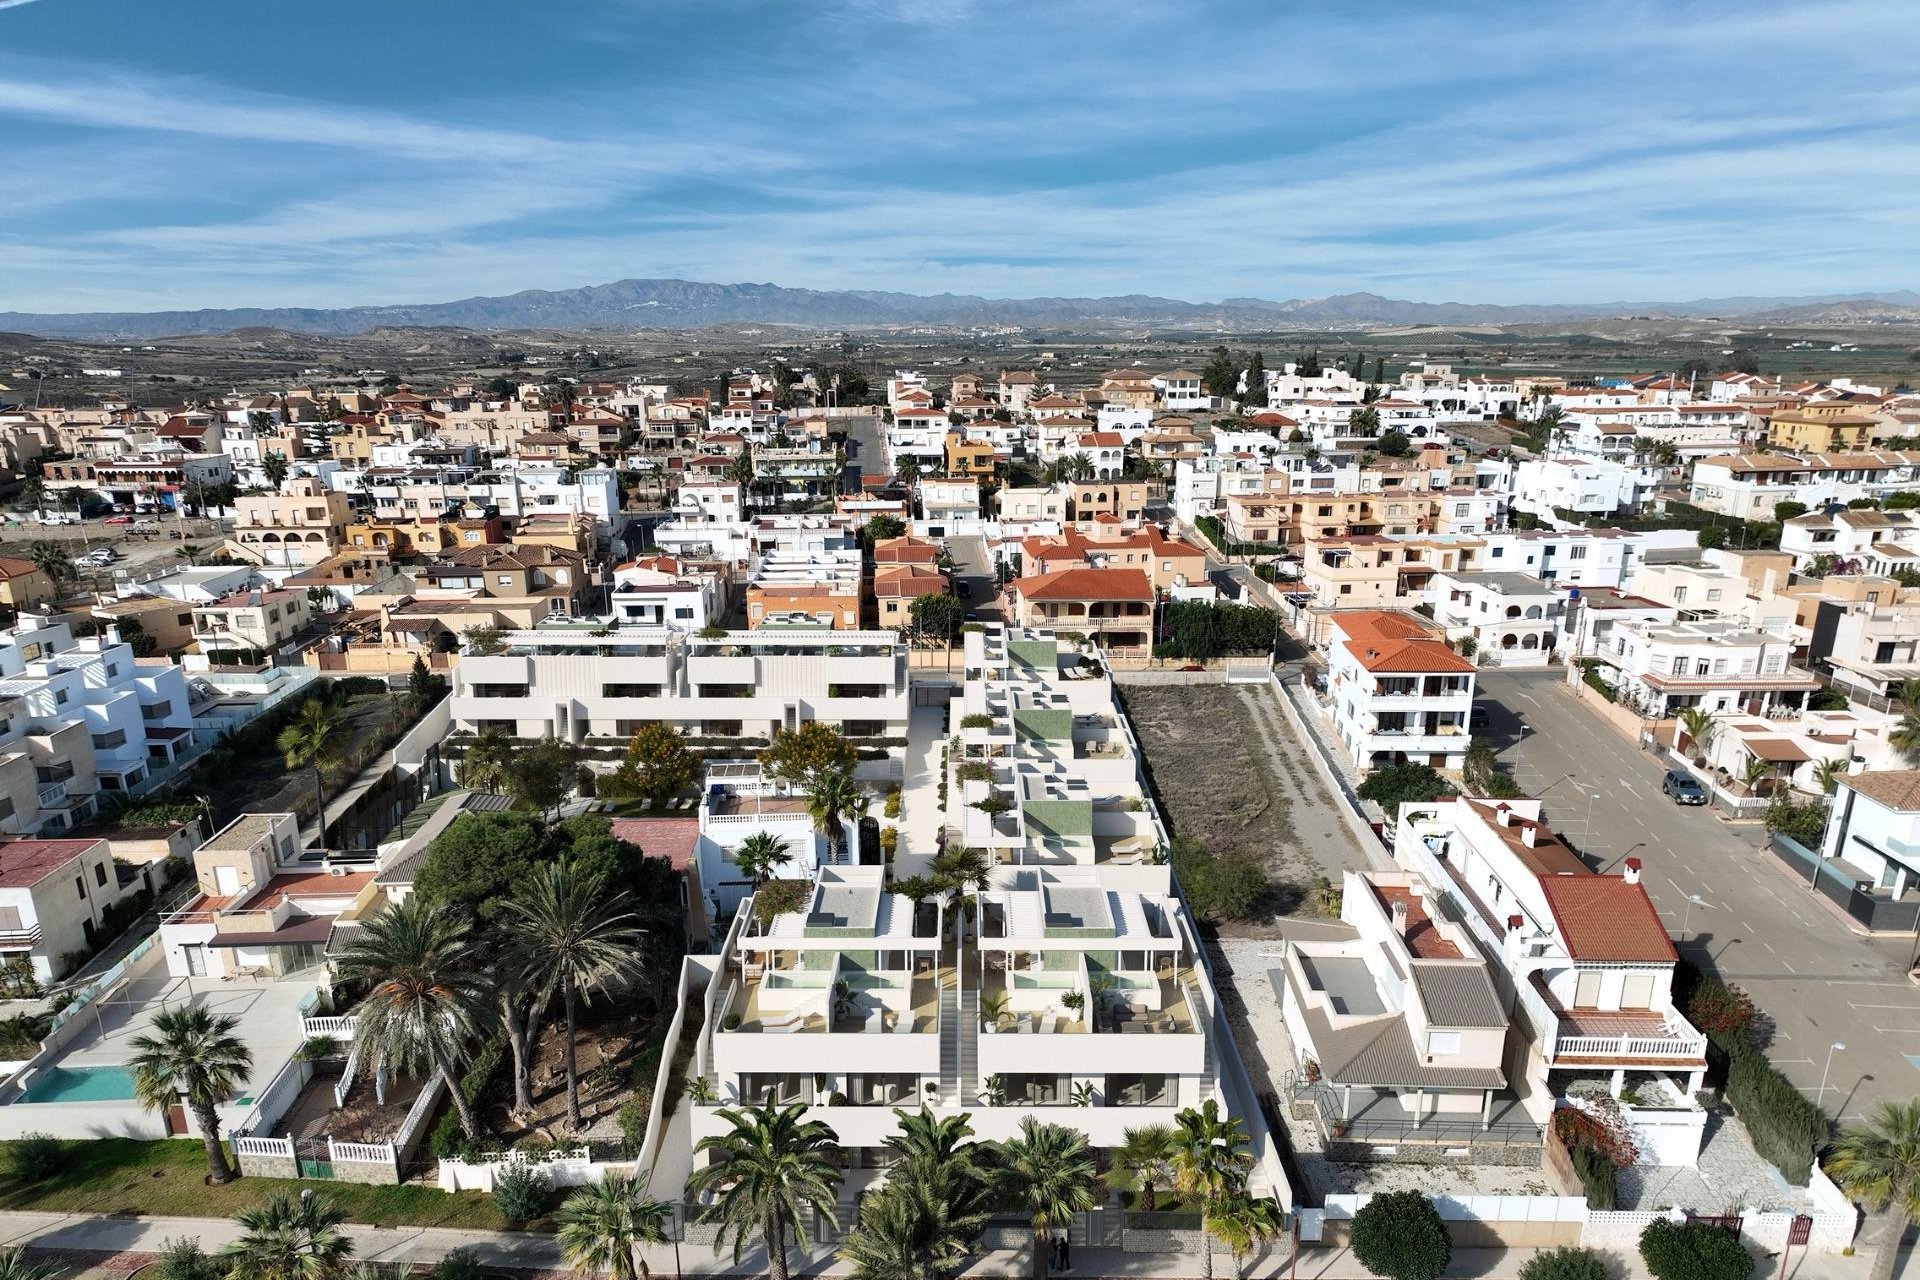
1123,682,1372,928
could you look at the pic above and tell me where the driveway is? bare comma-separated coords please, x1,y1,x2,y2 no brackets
1477,667,1920,1121
944,533,1004,621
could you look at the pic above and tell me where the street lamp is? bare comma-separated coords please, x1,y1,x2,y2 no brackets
1679,893,1708,944
1818,1042,1846,1106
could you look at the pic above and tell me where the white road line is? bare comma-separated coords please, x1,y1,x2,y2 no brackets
1875,1026,1920,1033
1763,943,1777,954
1849,1003,1920,1010
1780,961,1796,973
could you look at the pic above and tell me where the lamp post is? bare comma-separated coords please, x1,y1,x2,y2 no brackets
1818,1041,1846,1106
1680,893,1708,944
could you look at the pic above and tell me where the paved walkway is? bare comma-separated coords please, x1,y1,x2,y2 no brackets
2,1209,1865,1279
894,700,948,879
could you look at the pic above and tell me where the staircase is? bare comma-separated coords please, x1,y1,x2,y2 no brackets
938,984,962,1105
956,988,979,1107
1197,999,1218,1104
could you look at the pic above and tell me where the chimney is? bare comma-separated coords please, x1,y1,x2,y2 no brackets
1496,804,1513,827
1390,900,1410,936
1521,824,1539,848
1623,857,1643,885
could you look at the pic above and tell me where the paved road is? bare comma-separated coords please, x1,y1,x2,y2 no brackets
1477,668,1920,1122
944,533,1005,621
838,412,883,489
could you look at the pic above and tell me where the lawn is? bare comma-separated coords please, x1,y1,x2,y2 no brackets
0,1138,518,1230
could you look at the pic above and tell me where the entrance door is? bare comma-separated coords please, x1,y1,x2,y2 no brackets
164,1103,189,1136
181,944,207,977
214,865,241,896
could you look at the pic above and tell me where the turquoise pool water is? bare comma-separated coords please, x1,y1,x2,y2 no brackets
20,1065,139,1103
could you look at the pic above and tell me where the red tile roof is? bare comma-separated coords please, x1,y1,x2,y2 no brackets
608,818,699,874
1018,567,1153,603
0,838,102,889
1332,611,1475,674
1538,876,1677,963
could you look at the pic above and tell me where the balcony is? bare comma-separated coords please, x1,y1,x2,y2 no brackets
1522,975,1707,1065
0,923,42,949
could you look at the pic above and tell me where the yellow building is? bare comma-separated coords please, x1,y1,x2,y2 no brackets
944,432,997,478
1768,407,1876,453
0,557,57,613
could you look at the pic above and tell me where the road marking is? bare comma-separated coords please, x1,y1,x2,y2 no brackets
1876,1026,1920,1033
1851,1003,1920,1010
1780,961,1796,973
1763,943,1776,954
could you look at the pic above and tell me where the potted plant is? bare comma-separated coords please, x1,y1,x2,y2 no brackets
979,989,1011,1034
1060,990,1086,1021
982,1073,1006,1106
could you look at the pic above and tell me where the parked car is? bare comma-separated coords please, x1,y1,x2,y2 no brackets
1469,704,1492,730
102,515,132,525
1180,663,1206,672
88,548,116,563
1662,769,1707,805
36,512,77,526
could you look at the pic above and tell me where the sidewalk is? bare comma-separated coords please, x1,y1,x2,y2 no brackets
0,1210,1872,1280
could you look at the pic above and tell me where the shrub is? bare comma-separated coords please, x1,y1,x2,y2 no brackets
1172,840,1268,923
1357,764,1455,811
1686,979,1756,1040
1639,1218,1754,1280
956,760,993,783
1569,1143,1617,1210
433,1248,486,1280
1519,1247,1609,1280
5,1133,62,1183
1726,1048,1825,1183
155,1238,223,1280
491,1163,552,1226
883,786,903,819
429,1033,508,1161
1350,1191,1450,1280
618,1086,654,1156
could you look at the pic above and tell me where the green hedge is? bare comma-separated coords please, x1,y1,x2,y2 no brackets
1726,1047,1825,1184
1570,1144,1616,1210
429,1032,508,1161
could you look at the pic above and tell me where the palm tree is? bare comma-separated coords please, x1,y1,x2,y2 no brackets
503,858,646,1131
731,832,794,886
128,1004,252,1184
262,452,290,489
459,726,514,793
1207,1195,1285,1280
688,1101,843,1280
336,896,492,1138
0,1250,56,1280
1676,706,1718,759
1112,1123,1180,1212
1902,677,1920,710
175,544,205,566
726,448,757,506
885,1106,985,1172
896,457,924,487
806,769,868,864
555,1175,674,1280
1828,1099,1920,1280
277,698,349,827
220,1192,353,1280
838,1161,990,1280
25,541,74,586
1893,710,1920,766
1171,1100,1255,1280
1740,752,1775,795
1063,452,1094,482
996,1116,1100,1280
1815,755,1849,795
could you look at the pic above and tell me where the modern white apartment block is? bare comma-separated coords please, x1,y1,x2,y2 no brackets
1325,611,1475,771
451,625,909,745
1476,528,1643,590
693,762,848,918
610,555,727,631
684,625,1283,1194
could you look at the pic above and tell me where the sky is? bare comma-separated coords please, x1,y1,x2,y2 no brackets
1,0,1918,314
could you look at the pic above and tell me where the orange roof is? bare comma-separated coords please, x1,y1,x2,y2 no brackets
1018,567,1153,603
1078,432,1125,447
873,566,948,597
1333,610,1474,674
1538,876,1676,963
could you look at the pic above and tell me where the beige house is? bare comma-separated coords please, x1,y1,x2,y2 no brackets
1011,567,1154,653
0,836,139,981
0,559,57,614
193,588,312,659
227,478,355,567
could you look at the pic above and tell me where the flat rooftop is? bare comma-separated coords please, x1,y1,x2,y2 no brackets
1298,954,1385,1017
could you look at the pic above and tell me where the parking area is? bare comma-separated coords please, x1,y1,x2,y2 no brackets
1477,667,1920,1121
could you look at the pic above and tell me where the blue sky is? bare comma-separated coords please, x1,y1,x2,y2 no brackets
1,0,1917,312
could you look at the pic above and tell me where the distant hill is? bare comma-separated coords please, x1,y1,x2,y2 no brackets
2,278,1917,340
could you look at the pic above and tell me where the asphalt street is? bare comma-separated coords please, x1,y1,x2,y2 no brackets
1477,667,1920,1122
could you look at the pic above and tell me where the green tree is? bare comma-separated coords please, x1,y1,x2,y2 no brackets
604,722,698,805
221,1193,354,1280
996,1116,1100,1280
129,1005,252,1185
25,541,75,586
1637,1217,1753,1280
1517,1247,1610,1280
336,896,492,1138
1241,352,1268,408
1356,764,1455,810
406,655,445,709
1774,500,1809,522
555,1175,674,1280
1350,1190,1451,1280
503,858,647,1130
1676,706,1718,758
1348,407,1382,437
1376,429,1411,457
864,513,907,543
909,592,962,645
1172,841,1268,923
731,832,795,885
1172,1100,1254,1280
411,810,549,920
1828,1099,1920,1280
806,768,869,863
1893,710,1920,765
762,721,858,788
276,698,349,827
1208,1195,1285,1280
509,735,578,820
1111,1123,1180,1211
838,1162,989,1280
262,452,290,489
1202,346,1240,400
1697,524,1729,550
688,1101,844,1280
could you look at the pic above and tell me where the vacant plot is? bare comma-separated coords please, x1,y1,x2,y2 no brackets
1124,682,1371,926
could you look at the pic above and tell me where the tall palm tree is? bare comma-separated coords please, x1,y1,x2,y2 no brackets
1676,705,1718,759
128,1004,252,1184
838,1162,990,1280
336,896,492,1138
25,541,74,586
1893,710,1920,766
220,1192,354,1280
502,858,646,1131
1063,452,1094,482
731,832,794,886
459,726,514,793
1900,678,1920,710
687,1101,843,1280
1207,1195,1285,1280
556,1175,674,1280
1112,1123,1180,1212
806,769,868,864
277,698,349,827
996,1116,1100,1280
896,457,924,487
0,1249,57,1280
1171,1100,1255,1280
1828,1099,1920,1280
885,1106,985,1173
262,452,291,490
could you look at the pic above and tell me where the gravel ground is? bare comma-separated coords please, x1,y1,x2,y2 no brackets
1618,1113,1813,1215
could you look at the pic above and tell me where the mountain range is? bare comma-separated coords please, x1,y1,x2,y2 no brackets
4,279,1920,340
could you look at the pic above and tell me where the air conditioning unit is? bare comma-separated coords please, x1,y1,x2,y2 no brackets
328,865,350,877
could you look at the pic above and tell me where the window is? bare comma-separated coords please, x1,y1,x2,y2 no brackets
74,877,85,901
1673,586,1687,603
1568,545,1587,561
1706,588,1722,602
1427,1031,1462,1057
93,862,107,887
105,663,118,678
91,730,127,750
1107,1073,1174,1106
54,690,67,706
1491,546,1504,559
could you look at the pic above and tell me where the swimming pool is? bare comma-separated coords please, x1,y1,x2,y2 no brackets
18,1064,139,1103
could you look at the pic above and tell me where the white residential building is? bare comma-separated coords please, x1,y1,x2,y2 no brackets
1511,459,1640,520
1152,370,1210,412
1581,616,1816,716
611,555,727,631
1820,770,1920,908
0,836,141,981
1476,528,1644,590
1430,571,1565,668
1324,611,1475,771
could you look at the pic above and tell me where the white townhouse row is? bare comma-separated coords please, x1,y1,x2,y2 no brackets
1780,508,1920,575
450,623,910,747
682,624,1286,1196
1689,451,1920,521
